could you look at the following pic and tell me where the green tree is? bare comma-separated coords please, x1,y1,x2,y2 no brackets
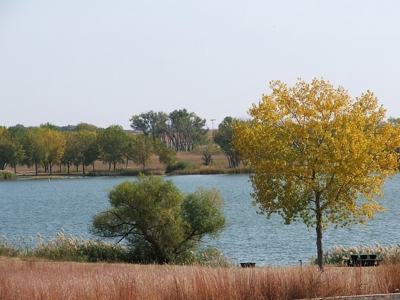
0,127,24,171
97,125,129,171
122,132,136,168
74,122,98,132
7,126,27,173
130,111,169,141
91,175,225,264
233,78,400,270
40,122,58,131
131,134,154,169
213,116,242,168
23,128,46,175
42,129,66,175
76,130,99,174
154,140,177,166
166,109,208,152
62,132,80,175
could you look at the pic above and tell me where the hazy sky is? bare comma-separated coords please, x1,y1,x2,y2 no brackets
1,1,399,129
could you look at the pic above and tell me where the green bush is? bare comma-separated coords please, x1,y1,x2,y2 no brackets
165,161,188,173
0,170,17,179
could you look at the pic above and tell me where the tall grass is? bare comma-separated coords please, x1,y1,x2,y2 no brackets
2,234,400,299
0,170,16,179
1,262,400,299
0,230,233,266
1,231,131,262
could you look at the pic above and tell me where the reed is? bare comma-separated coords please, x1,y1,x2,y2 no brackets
0,230,233,266
1,261,400,299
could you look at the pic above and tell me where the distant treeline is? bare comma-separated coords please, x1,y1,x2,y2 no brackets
0,109,245,175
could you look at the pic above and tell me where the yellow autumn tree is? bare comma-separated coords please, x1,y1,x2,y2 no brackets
233,78,400,270
42,129,66,175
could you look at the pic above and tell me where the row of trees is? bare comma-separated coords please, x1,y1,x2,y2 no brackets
0,123,177,175
130,108,208,152
1,106,248,173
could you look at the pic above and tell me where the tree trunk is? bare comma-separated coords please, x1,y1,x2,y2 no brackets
315,196,324,271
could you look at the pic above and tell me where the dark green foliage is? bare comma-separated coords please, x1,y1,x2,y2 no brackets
130,111,169,141
97,125,129,171
213,116,242,168
165,161,188,173
90,175,226,264
154,141,177,166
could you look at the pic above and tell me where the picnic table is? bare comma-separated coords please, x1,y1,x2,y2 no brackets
347,254,380,267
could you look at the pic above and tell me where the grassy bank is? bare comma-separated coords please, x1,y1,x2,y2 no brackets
1,260,400,299
9,153,253,178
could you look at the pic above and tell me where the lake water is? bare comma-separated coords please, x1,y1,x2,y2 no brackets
1,174,399,266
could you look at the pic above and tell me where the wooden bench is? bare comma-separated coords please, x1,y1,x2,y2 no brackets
347,254,380,267
240,262,256,268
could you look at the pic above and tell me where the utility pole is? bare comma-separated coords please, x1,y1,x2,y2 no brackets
210,119,216,130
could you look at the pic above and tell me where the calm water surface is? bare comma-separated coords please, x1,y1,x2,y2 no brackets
1,174,399,266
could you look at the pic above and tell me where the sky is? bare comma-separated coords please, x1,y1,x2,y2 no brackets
1,1,400,130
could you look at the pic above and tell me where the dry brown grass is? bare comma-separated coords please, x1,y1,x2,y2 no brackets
1,259,400,300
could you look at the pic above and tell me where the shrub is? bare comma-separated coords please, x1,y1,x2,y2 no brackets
0,236,20,257
0,170,17,179
91,176,226,264
165,161,188,173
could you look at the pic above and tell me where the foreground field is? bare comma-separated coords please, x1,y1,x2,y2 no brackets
1,258,400,299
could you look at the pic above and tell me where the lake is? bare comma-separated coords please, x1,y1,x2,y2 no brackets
1,174,399,266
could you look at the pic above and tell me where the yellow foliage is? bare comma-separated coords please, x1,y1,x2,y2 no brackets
233,78,400,228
